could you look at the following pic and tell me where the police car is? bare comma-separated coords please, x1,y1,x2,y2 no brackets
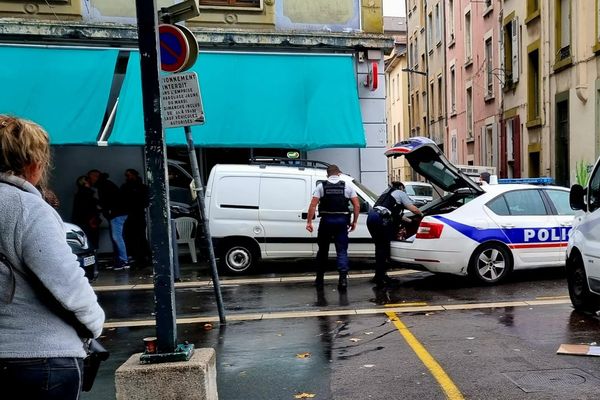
387,137,574,285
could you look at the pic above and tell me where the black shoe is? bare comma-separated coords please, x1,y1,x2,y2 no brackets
315,272,325,288
338,273,348,291
372,275,400,288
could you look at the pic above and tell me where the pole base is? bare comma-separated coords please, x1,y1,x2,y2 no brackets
140,343,195,364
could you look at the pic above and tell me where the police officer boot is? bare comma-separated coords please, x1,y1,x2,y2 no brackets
338,273,348,291
315,271,325,288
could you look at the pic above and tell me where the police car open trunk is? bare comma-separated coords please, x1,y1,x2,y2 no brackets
385,137,485,241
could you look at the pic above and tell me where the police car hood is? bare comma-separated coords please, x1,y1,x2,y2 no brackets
385,137,484,194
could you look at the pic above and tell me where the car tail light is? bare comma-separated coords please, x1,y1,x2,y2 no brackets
416,221,444,239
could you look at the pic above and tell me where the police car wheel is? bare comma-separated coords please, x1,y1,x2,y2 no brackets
567,253,599,312
220,242,256,274
468,243,512,285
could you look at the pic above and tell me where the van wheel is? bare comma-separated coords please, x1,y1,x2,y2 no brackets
220,241,257,275
468,243,512,285
567,253,599,312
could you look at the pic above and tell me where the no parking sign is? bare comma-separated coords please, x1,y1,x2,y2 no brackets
158,24,198,73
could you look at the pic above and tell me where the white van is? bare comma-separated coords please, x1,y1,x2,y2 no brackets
566,157,600,311
205,158,377,274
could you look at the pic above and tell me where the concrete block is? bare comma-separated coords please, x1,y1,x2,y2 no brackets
115,348,218,400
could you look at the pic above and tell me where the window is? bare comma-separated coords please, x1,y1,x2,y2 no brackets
435,4,441,44
437,75,443,118
596,0,600,50
588,163,600,213
450,66,456,113
430,81,435,121
428,12,433,51
199,0,261,8
488,190,548,216
502,17,519,86
487,196,510,216
397,73,401,101
448,0,455,42
466,86,473,138
485,125,494,166
555,0,571,62
527,0,540,18
544,189,575,216
392,77,396,103
485,37,493,97
465,11,472,62
528,45,541,122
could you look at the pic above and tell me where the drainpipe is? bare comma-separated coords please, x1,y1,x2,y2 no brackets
574,0,588,103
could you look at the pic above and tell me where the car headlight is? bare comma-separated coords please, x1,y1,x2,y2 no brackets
66,229,89,249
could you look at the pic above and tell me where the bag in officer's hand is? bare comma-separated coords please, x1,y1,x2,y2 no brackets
82,338,110,392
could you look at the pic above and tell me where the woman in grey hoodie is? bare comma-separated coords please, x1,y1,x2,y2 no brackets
0,115,105,399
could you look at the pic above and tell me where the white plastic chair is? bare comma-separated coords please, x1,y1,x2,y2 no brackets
175,217,199,263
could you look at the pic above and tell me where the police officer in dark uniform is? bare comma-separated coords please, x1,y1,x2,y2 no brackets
367,181,423,287
306,165,360,291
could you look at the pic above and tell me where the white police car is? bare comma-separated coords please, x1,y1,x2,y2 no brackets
387,137,574,285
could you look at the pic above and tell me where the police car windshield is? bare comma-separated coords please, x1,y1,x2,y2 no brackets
352,180,378,202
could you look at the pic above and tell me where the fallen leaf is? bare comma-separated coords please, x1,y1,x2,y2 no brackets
349,338,361,343
203,323,213,331
294,393,316,399
296,352,311,359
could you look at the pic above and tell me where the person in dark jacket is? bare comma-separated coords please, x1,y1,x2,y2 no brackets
367,182,423,287
121,168,150,267
87,169,129,270
72,175,101,249
306,165,360,291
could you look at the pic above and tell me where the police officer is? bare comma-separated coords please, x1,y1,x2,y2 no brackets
306,165,359,291
367,181,423,287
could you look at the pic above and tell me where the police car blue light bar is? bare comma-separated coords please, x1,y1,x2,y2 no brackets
497,177,554,185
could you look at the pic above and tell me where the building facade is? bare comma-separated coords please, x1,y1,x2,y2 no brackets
384,16,411,182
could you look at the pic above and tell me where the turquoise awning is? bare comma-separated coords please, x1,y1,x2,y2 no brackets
110,51,365,150
0,46,118,145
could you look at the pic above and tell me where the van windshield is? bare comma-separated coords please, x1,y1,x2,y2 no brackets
352,180,378,202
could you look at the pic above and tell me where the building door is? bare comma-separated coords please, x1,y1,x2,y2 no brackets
556,99,570,187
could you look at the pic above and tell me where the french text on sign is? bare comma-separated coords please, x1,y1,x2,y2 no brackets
160,71,205,128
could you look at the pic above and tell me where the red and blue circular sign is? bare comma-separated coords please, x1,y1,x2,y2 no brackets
159,24,190,73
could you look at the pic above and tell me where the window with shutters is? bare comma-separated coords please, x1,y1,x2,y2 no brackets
526,0,540,24
199,0,262,9
485,37,493,99
554,0,572,69
466,86,473,139
465,10,472,64
527,41,541,126
448,0,455,44
450,65,456,115
502,14,519,89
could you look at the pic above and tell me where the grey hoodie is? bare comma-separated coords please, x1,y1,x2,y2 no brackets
0,173,105,358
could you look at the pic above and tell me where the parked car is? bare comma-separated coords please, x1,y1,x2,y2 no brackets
205,157,377,274
64,222,98,282
403,181,433,207
386,137,575,285
566,157,600,311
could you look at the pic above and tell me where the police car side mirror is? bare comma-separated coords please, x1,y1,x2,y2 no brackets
569,184,587,211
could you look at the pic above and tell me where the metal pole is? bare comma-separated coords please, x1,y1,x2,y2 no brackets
135,0,177,353
184,126,226,324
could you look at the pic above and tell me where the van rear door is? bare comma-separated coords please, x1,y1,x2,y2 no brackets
258,174,315,257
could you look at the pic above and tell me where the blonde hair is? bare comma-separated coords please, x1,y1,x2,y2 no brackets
0,115,51,186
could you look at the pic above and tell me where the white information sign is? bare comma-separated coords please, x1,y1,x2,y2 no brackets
160,71,205,128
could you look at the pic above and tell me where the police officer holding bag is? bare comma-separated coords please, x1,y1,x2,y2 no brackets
306,165,359,291
367,181,422,287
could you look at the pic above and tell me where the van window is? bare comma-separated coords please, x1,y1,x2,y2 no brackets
589,166,600,212
260,177,307,211
217,176,259,208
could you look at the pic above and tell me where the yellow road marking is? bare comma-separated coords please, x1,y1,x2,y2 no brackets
384,302,428,307
535,295,569,300
386,311,464,400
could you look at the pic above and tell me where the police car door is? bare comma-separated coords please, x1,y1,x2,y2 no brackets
541,188,575,263
485,188,560,266
258,174,314,257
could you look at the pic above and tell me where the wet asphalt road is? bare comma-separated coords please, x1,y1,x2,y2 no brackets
82,261,600,400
